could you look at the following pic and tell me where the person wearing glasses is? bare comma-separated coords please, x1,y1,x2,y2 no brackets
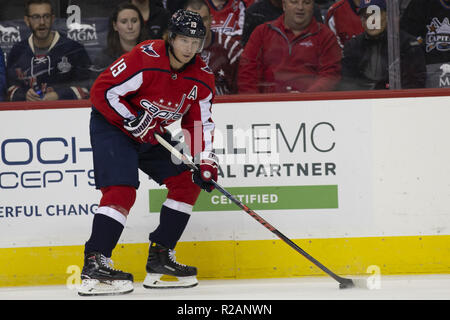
6,0,92,101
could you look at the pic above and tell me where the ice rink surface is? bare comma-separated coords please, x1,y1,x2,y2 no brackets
0,274,448,300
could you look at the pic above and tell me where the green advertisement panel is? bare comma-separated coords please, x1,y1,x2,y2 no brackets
149,185,338,212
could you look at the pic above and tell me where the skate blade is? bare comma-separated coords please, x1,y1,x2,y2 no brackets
78,279,134,296
143,273,198,289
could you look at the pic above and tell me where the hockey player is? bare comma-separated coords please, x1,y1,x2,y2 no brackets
78,9,218,296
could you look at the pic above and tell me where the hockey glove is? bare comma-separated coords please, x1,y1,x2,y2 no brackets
192,151,219,192
123,111,164,145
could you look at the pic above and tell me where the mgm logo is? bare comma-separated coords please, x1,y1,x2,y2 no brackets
67,22,98,43
66,4,98,45
0,24,21,43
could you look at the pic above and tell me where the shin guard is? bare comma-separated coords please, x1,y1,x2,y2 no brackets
149,172,201,248
85,185,136,257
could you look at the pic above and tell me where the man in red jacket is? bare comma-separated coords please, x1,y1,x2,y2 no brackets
238,0,341,94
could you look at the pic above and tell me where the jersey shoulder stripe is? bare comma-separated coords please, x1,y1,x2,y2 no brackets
183,76,214,94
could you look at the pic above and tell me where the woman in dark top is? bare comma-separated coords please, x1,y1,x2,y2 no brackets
93,2,149,75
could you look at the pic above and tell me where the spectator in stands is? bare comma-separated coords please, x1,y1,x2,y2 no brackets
130,0,171,39
185,0,243,95
238,0,341,94
340,0,426,90
205,0,255,37
400,0,450,88
325,0,364,49
241,0,282,46
93,3,148,75
0,47,5,101
241,0,324,46
6,0,91,101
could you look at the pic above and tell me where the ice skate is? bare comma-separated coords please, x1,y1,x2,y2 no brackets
78,252,134,296
143,243,198,289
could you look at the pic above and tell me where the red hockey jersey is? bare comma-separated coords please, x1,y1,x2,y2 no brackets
206,0,255,36
325,0,364,49
201,30,243,95
90,40,216,156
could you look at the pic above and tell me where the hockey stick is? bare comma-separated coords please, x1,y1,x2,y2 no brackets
155,133,366,289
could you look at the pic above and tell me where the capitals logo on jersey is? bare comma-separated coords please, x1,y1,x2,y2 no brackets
426,17,450,52
201,64,214,75
141,42,160,57
207,0,249,36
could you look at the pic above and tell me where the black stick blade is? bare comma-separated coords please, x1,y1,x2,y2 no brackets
339,278,355,289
